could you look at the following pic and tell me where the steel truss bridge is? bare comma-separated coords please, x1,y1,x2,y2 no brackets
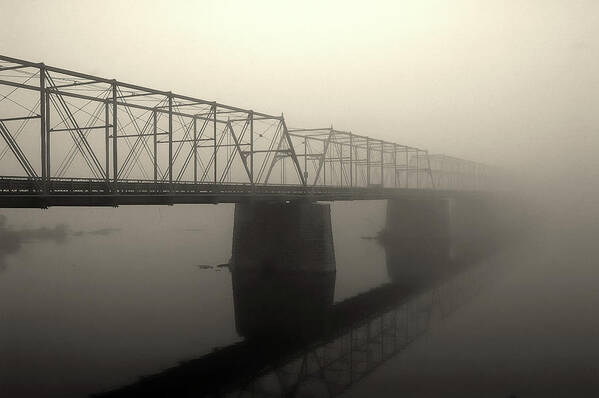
0,55,498,207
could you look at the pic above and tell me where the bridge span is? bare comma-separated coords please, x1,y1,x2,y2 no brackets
0,55,499,208
0,55,521,288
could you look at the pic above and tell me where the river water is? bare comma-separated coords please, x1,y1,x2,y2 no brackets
1,200,598,397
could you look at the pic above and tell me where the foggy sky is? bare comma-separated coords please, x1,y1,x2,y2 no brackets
1,0,597,190
2,4,599,396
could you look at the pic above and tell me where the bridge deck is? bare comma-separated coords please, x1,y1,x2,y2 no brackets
0,176,475,207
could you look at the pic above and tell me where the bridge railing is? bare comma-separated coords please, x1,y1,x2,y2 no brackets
0,174,417,198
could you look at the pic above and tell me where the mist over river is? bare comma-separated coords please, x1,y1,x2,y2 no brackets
1,198,598,397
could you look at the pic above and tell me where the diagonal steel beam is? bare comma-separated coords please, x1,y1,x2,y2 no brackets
0,121,39,181
220,119,252,183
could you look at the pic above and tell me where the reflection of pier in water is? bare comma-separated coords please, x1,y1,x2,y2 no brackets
96,259,498,398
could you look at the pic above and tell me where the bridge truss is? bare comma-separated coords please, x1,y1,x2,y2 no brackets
0,55,494,206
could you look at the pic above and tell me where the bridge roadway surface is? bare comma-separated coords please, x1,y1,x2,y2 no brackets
0,176,483,208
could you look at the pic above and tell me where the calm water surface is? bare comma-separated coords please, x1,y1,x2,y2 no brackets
1,200,598,397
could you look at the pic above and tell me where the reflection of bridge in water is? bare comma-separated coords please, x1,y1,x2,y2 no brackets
96,253,501,398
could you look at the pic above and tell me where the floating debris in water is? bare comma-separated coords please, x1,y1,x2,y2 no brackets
195,262,230,271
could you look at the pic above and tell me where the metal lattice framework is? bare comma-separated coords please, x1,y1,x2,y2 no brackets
426,154,496,191
0,55,497,206
288,128,432,189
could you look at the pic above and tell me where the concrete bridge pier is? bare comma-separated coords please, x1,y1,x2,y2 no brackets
384,198,452,285
230,201,336,338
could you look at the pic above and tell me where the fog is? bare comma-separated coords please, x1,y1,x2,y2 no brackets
3,1,598,176
1,1,599,397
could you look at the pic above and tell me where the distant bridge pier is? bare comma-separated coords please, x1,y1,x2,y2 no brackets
230,201,336,338
385,195,518,284
384,198,452,284
450,196,497,262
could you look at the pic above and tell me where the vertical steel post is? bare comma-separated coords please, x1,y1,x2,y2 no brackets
354,145,358,187
323,152,326,185
303,138,308,185
340,141,343,188
168,93,173,189
39,64,46,190
193,116,197,184
213,103,217,184
349,132,353,187
226,118,230,183
104,102,109,183
250,111,254,187
153,110,157,186
417,151,420,188
112,81,118,189
405,148,409,188
324,130,327,185
366,137,370,186
393,144,397,188
380,141,384,187
45,91,51,182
